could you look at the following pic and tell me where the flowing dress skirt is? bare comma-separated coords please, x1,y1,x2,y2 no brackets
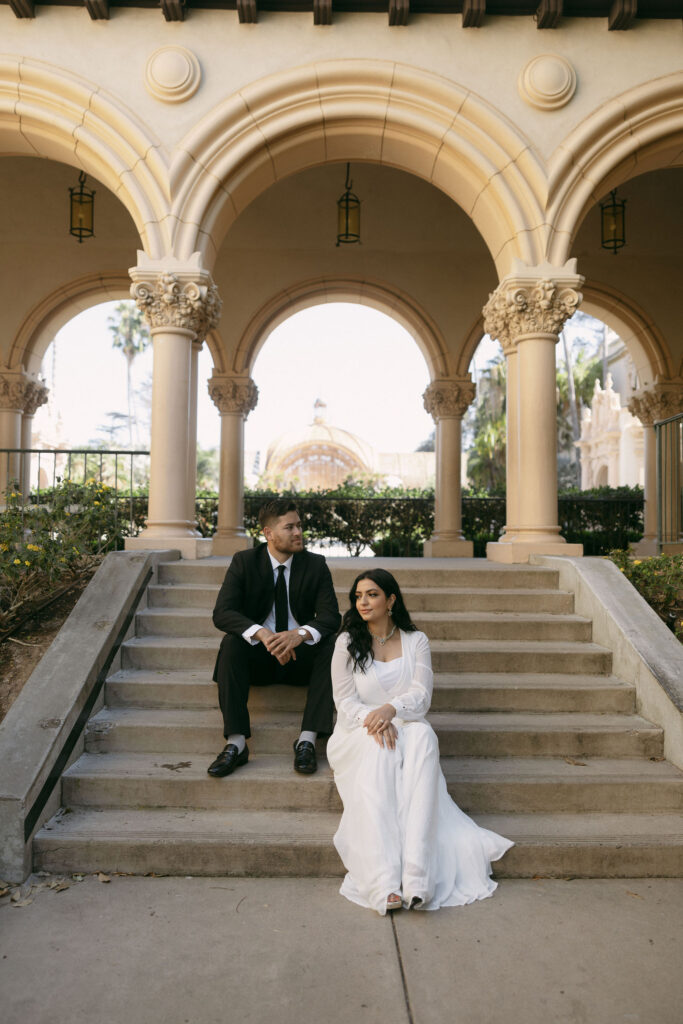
327,720,514,915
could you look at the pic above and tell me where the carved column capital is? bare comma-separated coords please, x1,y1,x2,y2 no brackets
423,378,476,421
208,375,258,417
483,261,583,351
130,256,222,340
0,371,48,414
628,381,683,426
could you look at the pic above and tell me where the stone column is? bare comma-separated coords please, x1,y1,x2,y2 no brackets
0,371,46,504
187,339,203,528
20,379,49,499
208,374,258,556
483,261,585,563
125,256,221,559
422,377,476,558
630,383,683,555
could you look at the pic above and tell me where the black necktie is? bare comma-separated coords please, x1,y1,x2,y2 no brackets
274,565,288,632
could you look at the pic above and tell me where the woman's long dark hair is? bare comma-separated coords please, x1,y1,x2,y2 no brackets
340,569,417,673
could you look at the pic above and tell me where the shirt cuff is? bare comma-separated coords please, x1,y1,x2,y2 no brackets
242,623,262,645
303,625,321,645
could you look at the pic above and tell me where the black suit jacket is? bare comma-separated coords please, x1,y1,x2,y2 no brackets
212,544,340,640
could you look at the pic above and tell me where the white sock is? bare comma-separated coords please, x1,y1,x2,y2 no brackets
227,734,246,753
297,730,317,748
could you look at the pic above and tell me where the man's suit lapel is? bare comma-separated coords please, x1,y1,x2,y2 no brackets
289,551,307,618
255,545,274,617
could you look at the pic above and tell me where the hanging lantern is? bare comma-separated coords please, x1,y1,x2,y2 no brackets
336,163,361,246
69,171,95,243
600,188,626,255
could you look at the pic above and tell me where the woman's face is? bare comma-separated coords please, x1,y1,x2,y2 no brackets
354,578,395,625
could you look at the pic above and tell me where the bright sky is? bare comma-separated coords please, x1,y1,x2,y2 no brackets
33,302,502,455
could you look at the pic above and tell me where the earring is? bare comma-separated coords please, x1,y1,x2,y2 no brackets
388,606,393,617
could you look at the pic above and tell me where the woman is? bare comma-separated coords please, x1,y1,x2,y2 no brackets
327,568,513,915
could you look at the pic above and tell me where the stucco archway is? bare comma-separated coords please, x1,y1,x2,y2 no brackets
229,276,451,382
546,72,683,265
171,60,546,277
0,57,169,259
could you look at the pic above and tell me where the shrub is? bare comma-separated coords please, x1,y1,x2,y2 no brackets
607,550,683,642
0,480,144,640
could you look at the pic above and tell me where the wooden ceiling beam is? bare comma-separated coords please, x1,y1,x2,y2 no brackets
462,0,485,27
9,0,35,16
388,0,409,26
313,0,332,24
160,0,185,20
237,0,258,22
536,0,562,28
608,0,637,29
85,0,110,18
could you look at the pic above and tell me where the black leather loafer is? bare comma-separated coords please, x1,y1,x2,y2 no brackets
293,739,317,775
207,743,249,778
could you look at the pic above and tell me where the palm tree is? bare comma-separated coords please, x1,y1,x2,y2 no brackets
107,302,150,448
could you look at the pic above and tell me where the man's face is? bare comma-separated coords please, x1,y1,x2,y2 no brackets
264,510,304,557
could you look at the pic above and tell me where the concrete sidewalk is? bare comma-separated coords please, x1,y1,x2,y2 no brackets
1,876,681,1024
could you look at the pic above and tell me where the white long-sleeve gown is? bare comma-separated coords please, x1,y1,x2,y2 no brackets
326,630,514,915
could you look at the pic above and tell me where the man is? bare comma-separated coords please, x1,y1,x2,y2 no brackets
208,499,340,778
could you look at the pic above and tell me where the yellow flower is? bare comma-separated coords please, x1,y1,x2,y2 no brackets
13,558,21,565
26,543,41,551
633,559,642,566
0,543,8,552
619,567,624,572
93,501,100,506
24,560,30,566
60,557,66,563
9,492,17,498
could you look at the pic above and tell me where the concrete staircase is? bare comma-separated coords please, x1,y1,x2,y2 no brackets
34,558,683,878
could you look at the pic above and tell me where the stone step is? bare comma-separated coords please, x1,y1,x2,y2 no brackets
61,753,683,814
32,808,683,879
147,583,575,615
430,673,635,713
84,708,663,759
156,558,561,591
106,669,635,714
120,636,612,675
134,607,592,642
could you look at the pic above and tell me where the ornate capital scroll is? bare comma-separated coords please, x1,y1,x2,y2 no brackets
628,380,683,426
0,371,48,414
208,375,258,417
129,255,222,340
423,378,476,422
483,261,583,352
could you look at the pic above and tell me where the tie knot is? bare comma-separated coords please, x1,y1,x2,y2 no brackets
277,565,285,576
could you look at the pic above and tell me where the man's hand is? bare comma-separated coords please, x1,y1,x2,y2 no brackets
260,628,305,665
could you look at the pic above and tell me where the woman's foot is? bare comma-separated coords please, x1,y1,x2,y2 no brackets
386,893,402,912
409,896,423,909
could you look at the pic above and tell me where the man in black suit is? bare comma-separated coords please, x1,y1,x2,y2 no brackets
208,498,340,778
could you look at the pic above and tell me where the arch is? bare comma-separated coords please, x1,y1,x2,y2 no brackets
230,277,452,381
171,60,547,277
0,57,170,259
547,72,683,264
580,282,673,389
11,271,224,377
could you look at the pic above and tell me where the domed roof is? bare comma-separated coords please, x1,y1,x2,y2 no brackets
265,400,375,472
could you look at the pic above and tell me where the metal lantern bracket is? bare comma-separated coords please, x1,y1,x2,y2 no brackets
69,170,96,243
600,188,626,255
336,162,361,246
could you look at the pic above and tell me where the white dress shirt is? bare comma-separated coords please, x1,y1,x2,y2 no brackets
242,551,321,645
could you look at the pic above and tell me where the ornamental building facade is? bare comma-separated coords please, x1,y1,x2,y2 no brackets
0,2,682,558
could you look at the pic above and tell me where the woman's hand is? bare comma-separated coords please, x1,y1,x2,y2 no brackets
364,704,396,736
371,722,398,750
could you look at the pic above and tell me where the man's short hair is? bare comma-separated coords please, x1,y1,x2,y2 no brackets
258,499,299,530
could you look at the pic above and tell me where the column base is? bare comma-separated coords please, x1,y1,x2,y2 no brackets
631,536,659,557
125,536,214,559
661,542,683,555
486,539,583,563
211,533,254,556
423,538,474,558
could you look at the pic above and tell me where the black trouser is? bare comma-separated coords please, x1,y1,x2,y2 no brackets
213,633,335,740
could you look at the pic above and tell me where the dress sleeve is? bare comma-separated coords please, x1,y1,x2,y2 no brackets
388,632,433,720
331,634,373,729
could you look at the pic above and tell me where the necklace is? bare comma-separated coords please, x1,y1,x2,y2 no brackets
369,623,397,646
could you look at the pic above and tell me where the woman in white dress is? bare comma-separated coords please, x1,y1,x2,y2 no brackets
327,568,513,915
